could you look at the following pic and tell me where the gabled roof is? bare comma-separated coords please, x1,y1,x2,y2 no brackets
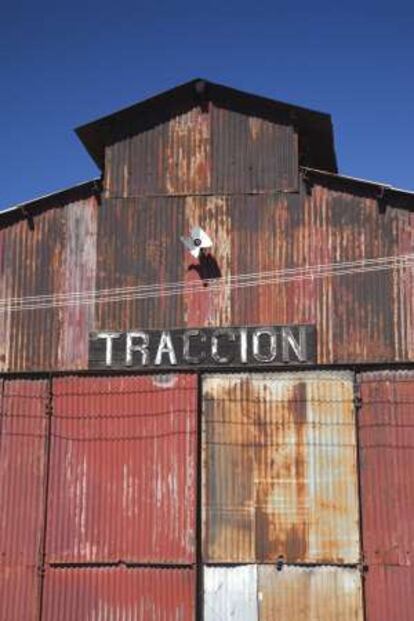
75,78,338,173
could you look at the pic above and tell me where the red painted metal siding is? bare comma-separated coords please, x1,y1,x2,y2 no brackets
0,379,49,621
359,370,414,620
42,567,195,621
46,374,197,564
364,566,414,621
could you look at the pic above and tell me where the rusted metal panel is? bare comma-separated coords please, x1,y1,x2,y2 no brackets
211,104,299,192
1,160,413,373
394,207,414,360
183,196,232,328
104,106,210,197
0,379,49,621
0,227,11,372
46,374,197,563
95,197,185,332
258,566,363,620
359,370,414,566
364,565,414,621
6,207,64,371
0,192,98,373
203,372,359,563
42,567,195,621
204,566,258,621
58,197,97,369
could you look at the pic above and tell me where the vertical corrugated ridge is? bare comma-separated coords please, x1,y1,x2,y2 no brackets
359,370,414,620
42,566,195,620
47,374,197,564
203,372,359,564
0,379,48,621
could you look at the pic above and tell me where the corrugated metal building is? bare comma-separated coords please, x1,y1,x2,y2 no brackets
0,79,413,620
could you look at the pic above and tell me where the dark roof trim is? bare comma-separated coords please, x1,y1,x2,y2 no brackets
302,167,414,210
76,78,338,173
0,178,100,227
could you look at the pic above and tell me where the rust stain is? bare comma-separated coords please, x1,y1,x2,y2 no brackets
203,372,359,564
258,565,364,621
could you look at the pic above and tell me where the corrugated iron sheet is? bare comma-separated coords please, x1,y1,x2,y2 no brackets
359,370,414,566
211,104,298,192
58,197,97,369
204,565,258,621
42,567,195,621
202,372,360,563
0,167,412,372
104,102,298,197
0,379,49,621
104,106,210,197
0,193,99,373
258,565,363,620
46,374,197,564
359,370,414,619
0,566,40,621
204,565,363,620
95,196,185,332
364,565,414,621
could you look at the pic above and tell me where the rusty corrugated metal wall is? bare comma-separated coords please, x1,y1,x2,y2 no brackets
47,374,197,564
0,81,413,619
103,102,298,197
0,180,412,372
202,372,360,564
359,370,414,621
204,566,363,620
0,379,49,621
42,567,195,620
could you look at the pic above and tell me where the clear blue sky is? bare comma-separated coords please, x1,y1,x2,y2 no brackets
1,0,413,209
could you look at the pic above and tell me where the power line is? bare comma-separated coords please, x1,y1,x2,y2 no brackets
0,253,412,313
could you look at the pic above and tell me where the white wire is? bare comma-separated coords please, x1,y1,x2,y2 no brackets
0,254,412,313
0,253,412,307
1,253,410,306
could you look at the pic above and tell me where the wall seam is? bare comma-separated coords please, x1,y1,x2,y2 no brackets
37,374,53,621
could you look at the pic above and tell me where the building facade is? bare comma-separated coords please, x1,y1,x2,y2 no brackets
0,79,413,620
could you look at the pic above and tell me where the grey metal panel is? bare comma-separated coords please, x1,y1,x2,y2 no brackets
204,566,258,621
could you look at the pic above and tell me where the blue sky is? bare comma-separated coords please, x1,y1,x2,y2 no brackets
1,0,413,209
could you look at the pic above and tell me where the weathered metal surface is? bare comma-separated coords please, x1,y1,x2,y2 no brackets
105,106,210,197
58,197,97,369
95,196,185,333
183,195,232,328
0,191,98,373
204,565,258,621
42,567,195,621
364,565,414,621
104,101,298,197
258,566,363,620
0,567,40,621
0,113,413,373
359,370,414,567
203,372,359,563
211,104,298,192
6,205,63,371
0,379,48,621
46,374,197,563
